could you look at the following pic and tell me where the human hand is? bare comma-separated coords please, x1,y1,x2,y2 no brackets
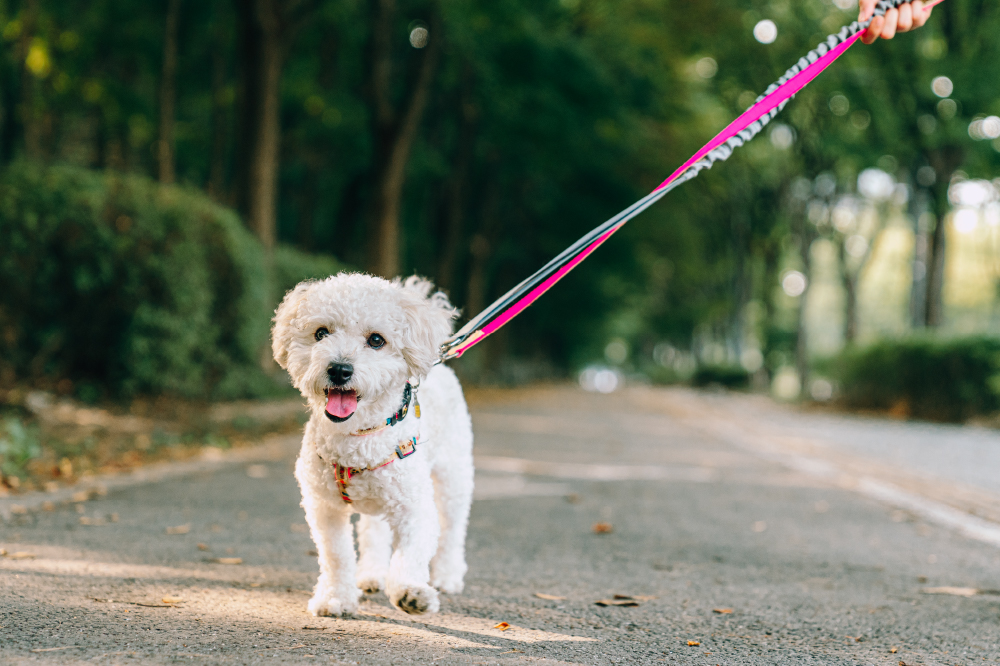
859,0,933,44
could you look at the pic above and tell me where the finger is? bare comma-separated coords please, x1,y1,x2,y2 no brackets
881,7,899,39
858,0,877,23
912,0,931,27
862,15,884,44
897,3,913,31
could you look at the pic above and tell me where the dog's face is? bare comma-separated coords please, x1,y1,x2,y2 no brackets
272,273,456,428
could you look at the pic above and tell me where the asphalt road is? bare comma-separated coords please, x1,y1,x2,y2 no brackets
3,385,1000,665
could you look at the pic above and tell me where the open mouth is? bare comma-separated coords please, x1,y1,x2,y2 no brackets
324,388,358,422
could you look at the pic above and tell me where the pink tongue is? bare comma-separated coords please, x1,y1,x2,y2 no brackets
326,390,358,418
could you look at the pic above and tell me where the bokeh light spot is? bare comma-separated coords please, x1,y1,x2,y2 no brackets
753,20,777,44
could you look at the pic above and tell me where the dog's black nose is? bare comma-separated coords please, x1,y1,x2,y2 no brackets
328,363,353,386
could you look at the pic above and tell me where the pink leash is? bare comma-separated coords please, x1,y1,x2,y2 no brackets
439,0,944,362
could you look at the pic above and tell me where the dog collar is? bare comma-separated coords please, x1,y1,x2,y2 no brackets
318,436,419,503
349,381,420,436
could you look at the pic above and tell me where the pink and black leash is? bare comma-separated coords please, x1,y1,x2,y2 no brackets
439,0,944,363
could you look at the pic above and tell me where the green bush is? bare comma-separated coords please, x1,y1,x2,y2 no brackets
832,336,1000,422
0,162,278,399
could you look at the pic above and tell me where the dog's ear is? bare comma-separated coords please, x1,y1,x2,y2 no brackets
272,281,316,370
397,276,457,379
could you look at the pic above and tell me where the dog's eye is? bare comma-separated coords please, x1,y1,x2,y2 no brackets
367,333,386,349
314,327,330,342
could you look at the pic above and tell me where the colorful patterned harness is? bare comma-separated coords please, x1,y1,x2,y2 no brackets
330,436,418,503
318,382,421,503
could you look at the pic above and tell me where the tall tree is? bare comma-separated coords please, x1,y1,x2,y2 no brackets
158,0,181,183
234,0,317,250
366,2,440,278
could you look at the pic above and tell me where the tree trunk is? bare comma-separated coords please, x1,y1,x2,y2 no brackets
795,219,815,398
158,0,181,183
908,186,930,327
924,211,946,327
840,245,858,344
436,64,477,292
234,0,309,251
366,9,441,278
207,1,230,200
245,29,283,251
19,0,40,160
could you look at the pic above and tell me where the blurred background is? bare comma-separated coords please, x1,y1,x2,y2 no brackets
1,0,999,488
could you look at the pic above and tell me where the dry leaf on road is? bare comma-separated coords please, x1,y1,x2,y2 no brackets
7,552,36,560
592,522,613,534
712,608,733,614
595,598,639,607
166,524,190,535
209,557,242,565
534,593,566,601
197,543,210,551
493,622,510,631
162,596,183,604
890,647,898,654
920,586,979,597
687,640,700,646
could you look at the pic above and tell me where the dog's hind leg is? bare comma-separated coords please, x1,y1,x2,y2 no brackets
356,514,391,594
430,457,473,594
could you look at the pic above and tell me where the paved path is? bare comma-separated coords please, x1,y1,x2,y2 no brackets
3,386,1000,665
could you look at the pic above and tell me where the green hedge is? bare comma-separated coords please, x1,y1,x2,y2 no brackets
832,336,1000,422
0,162,342,400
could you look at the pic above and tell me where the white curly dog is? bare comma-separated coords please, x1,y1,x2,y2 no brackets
272,273,473,616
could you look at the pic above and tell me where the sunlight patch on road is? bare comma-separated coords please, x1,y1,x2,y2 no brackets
357,607,598,644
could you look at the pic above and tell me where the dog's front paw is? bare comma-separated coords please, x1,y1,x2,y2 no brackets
307,593,358,617
390,584,440,615
307,581,360,617
357,576,384,594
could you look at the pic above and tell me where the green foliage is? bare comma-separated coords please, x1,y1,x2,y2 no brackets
0,416,42,479
0,162,272,399
832,337,1000,422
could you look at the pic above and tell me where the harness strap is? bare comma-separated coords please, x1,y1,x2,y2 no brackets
323,436,419,503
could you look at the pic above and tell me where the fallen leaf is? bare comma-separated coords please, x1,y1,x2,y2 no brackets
210,557,243,565
30,647,81,653
166,524,190,535
162,596,183,604
615,594,656,601
712,608,733,614
534,593,566,601
302,626,325,630
595,598,640,607
920,586,978,597
687,640,700,646
890,647,898,654
8,551,36,560
0,549,6,556
306,550,318,556
592,522,613,534
899,661,907,666
493,622,510,631
132,603,174,608
197,543,210,551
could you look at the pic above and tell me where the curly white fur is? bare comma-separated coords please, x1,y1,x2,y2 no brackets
272,273,474,616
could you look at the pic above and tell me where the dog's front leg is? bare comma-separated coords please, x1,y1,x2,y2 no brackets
384,489,441,614
303,499,360,616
